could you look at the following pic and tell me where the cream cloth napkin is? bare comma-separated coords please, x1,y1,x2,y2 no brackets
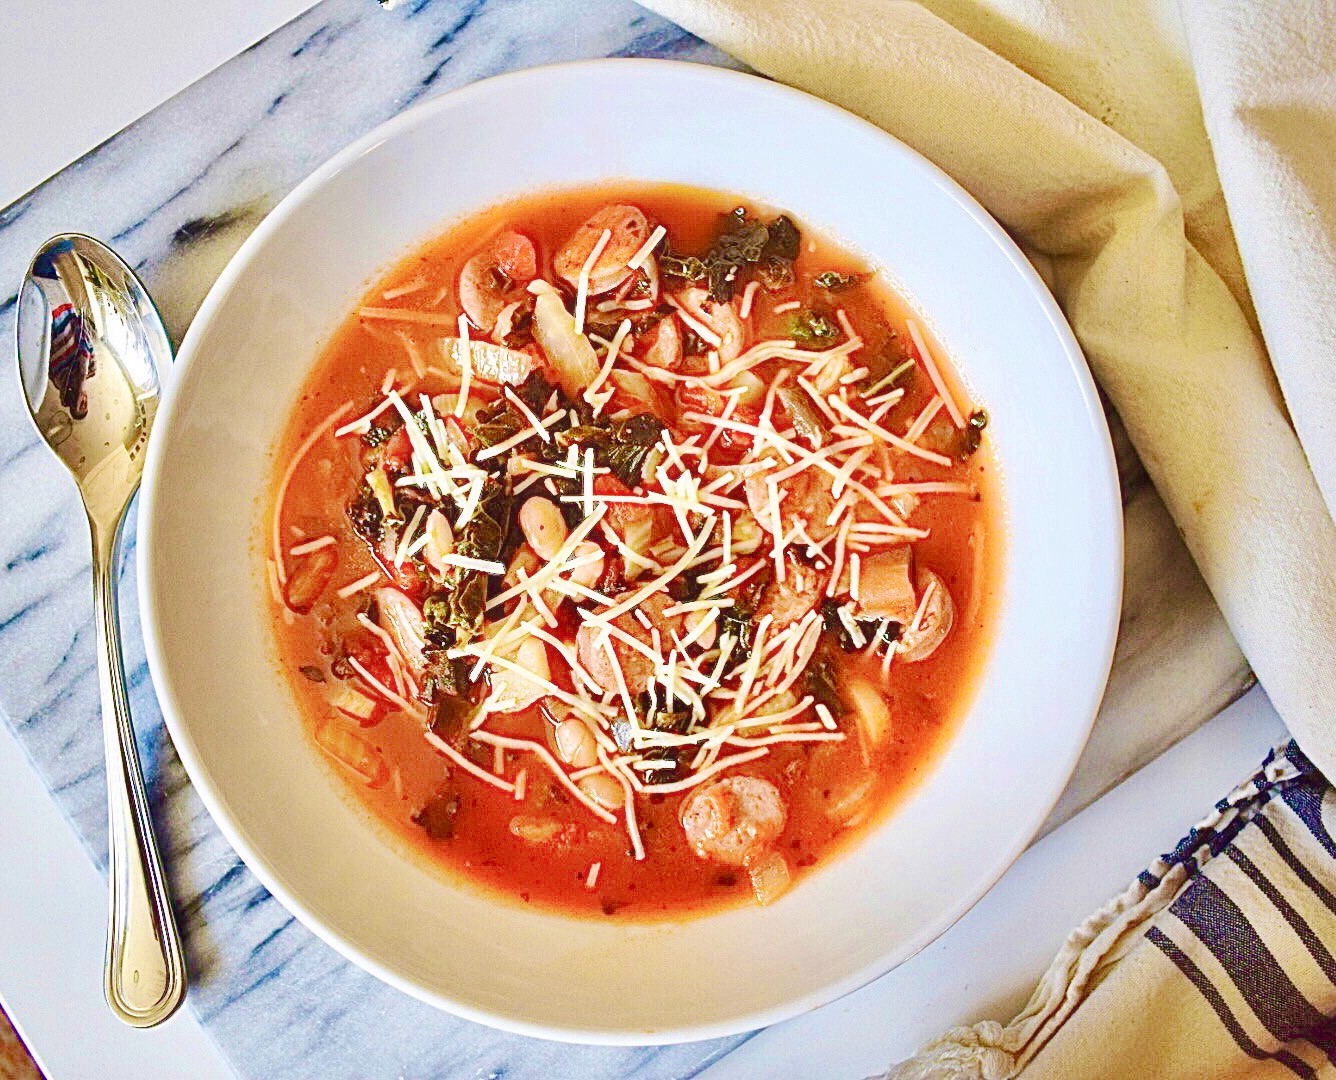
637,0,1336,782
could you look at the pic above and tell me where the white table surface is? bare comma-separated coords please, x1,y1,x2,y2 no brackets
0,5,1287,1077
0,1,316,209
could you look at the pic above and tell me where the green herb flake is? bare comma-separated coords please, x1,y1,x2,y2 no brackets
813,270,869,293
362,424,395,448
412,789,461,841
961,409,989,460
786,309,842,349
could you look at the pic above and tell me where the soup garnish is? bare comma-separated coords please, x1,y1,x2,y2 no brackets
267,185,998,917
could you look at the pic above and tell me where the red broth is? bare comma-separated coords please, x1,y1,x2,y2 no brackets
265,184,1002,918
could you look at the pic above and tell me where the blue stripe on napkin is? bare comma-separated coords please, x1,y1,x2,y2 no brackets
1146,741,1336,1075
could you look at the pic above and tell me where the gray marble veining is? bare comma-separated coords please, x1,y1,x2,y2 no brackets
0,0,1252,1076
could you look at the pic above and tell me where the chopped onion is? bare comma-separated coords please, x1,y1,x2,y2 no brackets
439,337,535,385
327,681,379,724
532,291,600,397
313,719,388,787
748,851,792,906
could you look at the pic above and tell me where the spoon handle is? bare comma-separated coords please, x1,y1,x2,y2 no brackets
91,517,187,1027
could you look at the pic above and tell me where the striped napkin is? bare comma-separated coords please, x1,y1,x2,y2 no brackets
887,742,1336,1078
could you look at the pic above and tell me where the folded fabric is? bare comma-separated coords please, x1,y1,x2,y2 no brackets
637,0,1336,781
886,741,1336,1078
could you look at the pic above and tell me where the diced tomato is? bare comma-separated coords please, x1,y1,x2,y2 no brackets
710,403,760,464
387,560,429,601
382,426,413,474
373,530,430,601
597,552,627,595
594,475,632,498
595,475,655,535
675,383,725,431
335,626,394,691
675,384,759,463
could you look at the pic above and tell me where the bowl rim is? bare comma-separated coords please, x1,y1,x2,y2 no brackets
139,56,1123,1045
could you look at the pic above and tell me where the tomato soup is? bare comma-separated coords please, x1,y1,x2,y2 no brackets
265,184,1001,918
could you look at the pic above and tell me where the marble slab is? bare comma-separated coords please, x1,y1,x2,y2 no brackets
0,0,1253,1076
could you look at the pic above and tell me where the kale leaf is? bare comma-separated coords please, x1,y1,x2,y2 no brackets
556,411,666,488
720,606,756,656
657,246,708,283
422,478,512,646
961,409,989,459
659,209,804,303
346,485,385,543
638,691,692,735
919,408,990,462
765,214,802,260
412,789,462,841
801,645,845,722
820,598,900,653
471,371,561,458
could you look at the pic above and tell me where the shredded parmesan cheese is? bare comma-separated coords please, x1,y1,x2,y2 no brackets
425,730,516,794
626,224,666,271
906,319,965,428
471,730,618,824
454,315,473,417
335,570,382,599
574,228,612,336
739,280,760,319
272,401,353,587
288,535,334,557
358,306,456,326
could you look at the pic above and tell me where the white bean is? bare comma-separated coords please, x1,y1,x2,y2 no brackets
567,541,605,591
551,716,598,769
520,497,568,561
577,771,626,811
509,815,562,843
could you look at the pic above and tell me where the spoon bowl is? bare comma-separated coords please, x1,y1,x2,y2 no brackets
17,235,166,523
16,234,186,1027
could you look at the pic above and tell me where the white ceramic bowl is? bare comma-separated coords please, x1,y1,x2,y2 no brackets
140,59,1121,1043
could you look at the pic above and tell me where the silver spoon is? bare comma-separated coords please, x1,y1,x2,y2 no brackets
15,234,186,1027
